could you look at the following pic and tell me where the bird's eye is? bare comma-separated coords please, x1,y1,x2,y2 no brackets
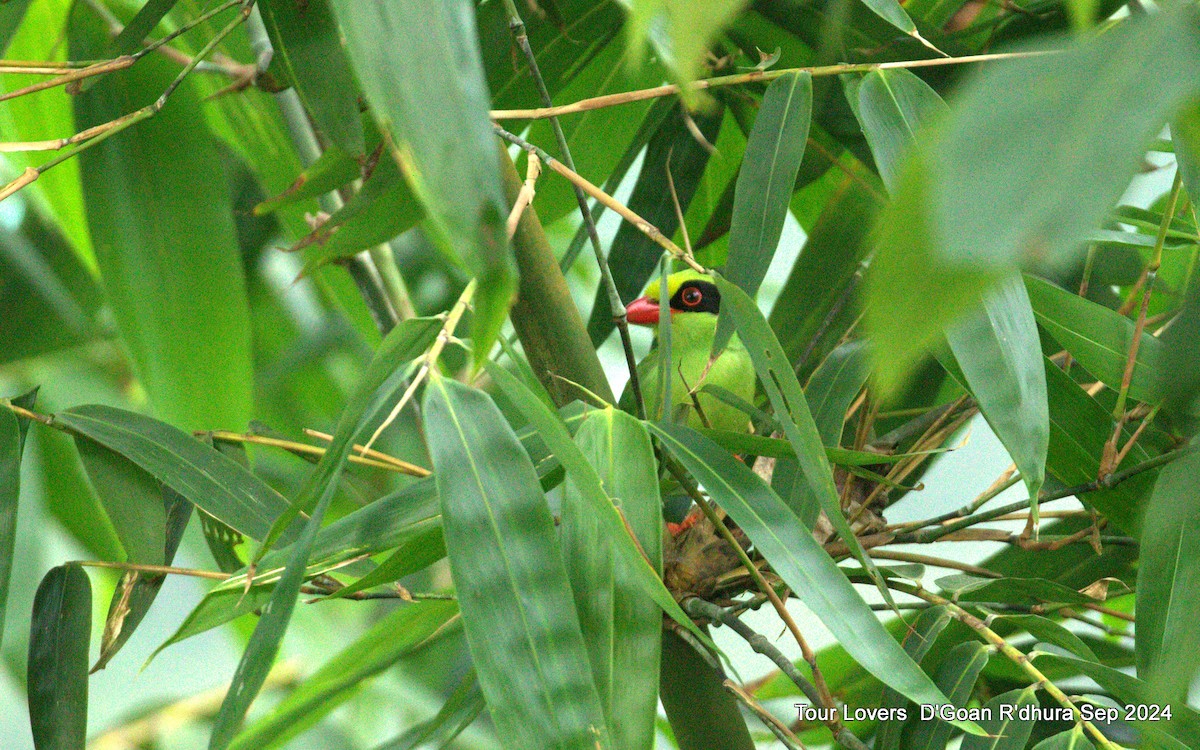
681,286,703,307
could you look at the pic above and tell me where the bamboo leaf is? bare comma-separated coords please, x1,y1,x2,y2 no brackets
93,485,191,671
958,686,1038,750
904,641,988,750
659,629,754,750
1026,274,1163,404
423,375,609,749
259,0,363,155
630,0,749,84
992,614,1097,661
855,0,943,54
74,439,167,566
945,272,1048,511
70,5,253,432
375,669,485,750
254,144,361,216
717,276,895,604
106,0,177,59
331,0,513,364
0,0,31,54
1032,726,1092,750
1135,439,1200,703
229,601,459,750
866,9,1200,393
850,68,947,193
649,422,974,727
876,606,953,750
54,405,295,543
805,339,871,447
28,564,91,750
722,71,812,309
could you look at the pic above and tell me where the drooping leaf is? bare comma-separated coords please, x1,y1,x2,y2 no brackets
1026,274,1163,404
876,606,953,750
253,144,362,216
71,4,254,432
717,276,894,603
866,9,1200,393
92,485,191,672
649,423,973,728
331,0,513,364
958,686,1038,750
855,0,942,53
259,0,363,155
106,0,177,59
423,375,609,749
903,641,988,750
1135,439,1200,704
945,272,1048,512
374,670,485,750
229,602,459,750
53,405,296,542
659,629,754,750
0,406,24,653
28,564,91,750
721,70,812,310
805,338,870,447
74,439,167,566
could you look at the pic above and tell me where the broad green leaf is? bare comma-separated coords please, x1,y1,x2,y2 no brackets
28,565,91,750
1160,279,1200,419
0,210,103,366
1026,274,1163,404
564,409,662,750
649,423,974,728
375,670,485,750
867,9,1200,393
1032,726,1092,750
332,0,513,364
856,0,942,53
423,375,609,749
630,0,749,84
945,272,1048,511
1136,439,1200,703
959,687,1038,750
0,407,25,653
587,104,722,343
0,0,31,53
259,0,363,155
229,601,459,750
74,439,167,566
321,524,445,600
71,5,253,431
805,339,870,447
876,606,953,750
155,480,439,653
93,485,191,671
1172,97,1200,214
53,405,295,542
904,641,988,750
723,71,812,304
717,276,894,604
850,68,947,193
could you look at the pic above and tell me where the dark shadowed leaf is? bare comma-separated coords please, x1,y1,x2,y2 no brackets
375,670,485,750
259,0,363,155
805,339,870,447
1135,440,1200,704
71,5,253,432
105,0,176,59
423,375,609,749
229,602,459,750
876,606,952,750
253,144,361,216
28,564,91,750
54,405,295,542
74,439,167,566
0,405,26,653
0,0,32,54
649,423,973,726
992,614,1097,661
1031,726,1093,750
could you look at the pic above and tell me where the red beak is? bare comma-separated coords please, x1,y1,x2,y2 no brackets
626,296,660,325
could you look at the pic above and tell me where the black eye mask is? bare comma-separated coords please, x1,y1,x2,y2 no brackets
669,280,721,314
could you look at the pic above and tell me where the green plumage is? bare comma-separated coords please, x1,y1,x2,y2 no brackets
620,271,756,434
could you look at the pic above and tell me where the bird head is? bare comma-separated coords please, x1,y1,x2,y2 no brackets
625,270,720,326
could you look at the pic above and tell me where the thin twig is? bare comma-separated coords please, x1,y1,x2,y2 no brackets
489,50,1055,120
77,560,229,581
